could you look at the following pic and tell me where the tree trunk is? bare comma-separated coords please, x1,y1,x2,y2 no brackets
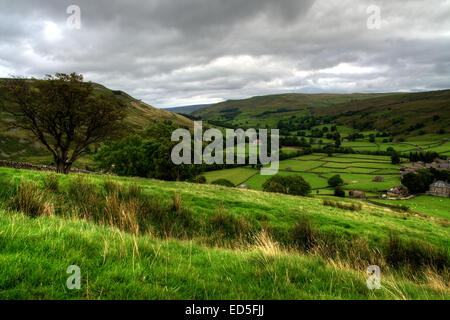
55,158,71,174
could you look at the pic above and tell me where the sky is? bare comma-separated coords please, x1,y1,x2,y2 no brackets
0,0,449,108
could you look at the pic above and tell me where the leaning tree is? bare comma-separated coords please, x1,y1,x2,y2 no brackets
0,73,126,174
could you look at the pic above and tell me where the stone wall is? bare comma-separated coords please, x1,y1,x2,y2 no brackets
0,160,112,176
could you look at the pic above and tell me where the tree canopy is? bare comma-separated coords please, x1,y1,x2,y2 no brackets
0,73,126,173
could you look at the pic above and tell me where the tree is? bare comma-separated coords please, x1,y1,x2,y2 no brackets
334,138,341,148
211,179,235,187
94,135,159,177
334,187,345,198
391,152,401,165
262,175,311,196
1,73,126,173
328,175,344,187
401,170,434,194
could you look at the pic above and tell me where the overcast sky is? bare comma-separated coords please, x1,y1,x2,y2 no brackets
1,0,449,108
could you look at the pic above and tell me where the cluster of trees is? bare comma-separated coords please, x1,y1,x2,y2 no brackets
276,116,336,133
262,175,311,196
94,123,197,181
409,151,441,163
402,168,450,194
280,136,311,148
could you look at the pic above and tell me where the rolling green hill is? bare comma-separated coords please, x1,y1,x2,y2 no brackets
0,79,193,165
193,90,450,137
193,93,396,128
316,90,450,137
0,167,448,299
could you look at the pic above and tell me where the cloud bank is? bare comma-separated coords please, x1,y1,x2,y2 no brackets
0,0,449,107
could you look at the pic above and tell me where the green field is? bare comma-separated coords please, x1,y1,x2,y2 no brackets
202,167,257,186
376,196,450,220
204,153,404,192
0,167,449,299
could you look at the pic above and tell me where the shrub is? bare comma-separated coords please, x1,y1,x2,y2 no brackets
334,187,346,198
262,175,311,196
211,179,235,187
263,181,286,194
193,176,207,184
323,199,362,211
328,175,344,187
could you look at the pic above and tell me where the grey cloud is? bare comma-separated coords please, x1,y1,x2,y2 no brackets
0,0,449,107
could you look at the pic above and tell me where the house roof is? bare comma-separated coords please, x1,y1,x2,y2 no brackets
430,181,450,188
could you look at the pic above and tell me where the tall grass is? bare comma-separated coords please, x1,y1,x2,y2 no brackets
41,173,60,193
3,176,449,275
10,180,54,217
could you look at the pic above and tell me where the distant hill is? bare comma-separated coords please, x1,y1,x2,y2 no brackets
314,90,450,136
193,90,450,136
164,104,214,115
0,79,193,163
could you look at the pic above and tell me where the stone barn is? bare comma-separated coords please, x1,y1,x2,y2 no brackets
349,190,366,199
427,181,450,198
372,176,384,182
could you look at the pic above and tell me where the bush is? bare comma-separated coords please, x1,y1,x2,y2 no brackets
262,175,311,196
323,199,362,211
334,187,346,198
328,175,344,187
211,179,235,187
192,176,207,184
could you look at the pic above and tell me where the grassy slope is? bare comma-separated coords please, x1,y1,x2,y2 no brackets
0,167,449,299
315,90,450,137
1,210,447,300
0,167,448,256
0,80,193,164
193,90,450,138
376,196,450,220
194,93,391,128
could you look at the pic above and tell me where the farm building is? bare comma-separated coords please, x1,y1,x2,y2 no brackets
400,159,450,175
387,186,409,197
349,190,366,199
427,181,450,198
372,176,384,182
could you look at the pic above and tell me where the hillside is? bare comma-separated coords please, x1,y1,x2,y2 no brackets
163,104,213,115
193,93,395,128
193,90,450,137
0,79,193,164
0,167,448,299
315,90,450,137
